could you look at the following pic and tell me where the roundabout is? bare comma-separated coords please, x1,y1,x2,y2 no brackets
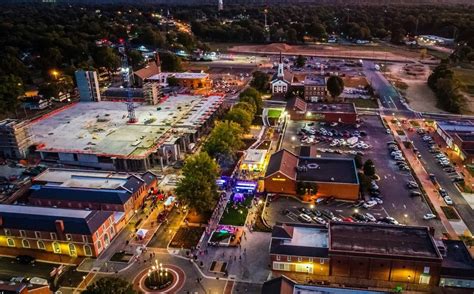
134,263,186,293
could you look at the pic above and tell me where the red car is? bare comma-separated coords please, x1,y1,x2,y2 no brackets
342,217,355,223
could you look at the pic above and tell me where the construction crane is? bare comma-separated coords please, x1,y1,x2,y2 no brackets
119,42,137,124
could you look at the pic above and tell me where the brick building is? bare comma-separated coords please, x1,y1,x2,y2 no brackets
270,222,443,291
29,169,158,230
264,149,359,201
0,205,115,258
286,98,358,124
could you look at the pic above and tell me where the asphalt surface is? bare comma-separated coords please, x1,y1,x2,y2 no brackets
266,115,445,237
403,125,474,233
147,208,186,248
0,256,58,281
363,60,407,111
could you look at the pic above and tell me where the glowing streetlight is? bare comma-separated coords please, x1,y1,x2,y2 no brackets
51,70,59,79
354,208,359,213
310,204,314,209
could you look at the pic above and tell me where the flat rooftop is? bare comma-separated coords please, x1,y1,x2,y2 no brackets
329,222,441,260
33,168,130,189
271,223,329,258
282,226,328,248
0,204,92,218
306,103,356,114
455,133,474,142
28,95,223,158
296,156,358,184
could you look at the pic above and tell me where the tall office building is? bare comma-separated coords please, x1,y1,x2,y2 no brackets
75,70,101,102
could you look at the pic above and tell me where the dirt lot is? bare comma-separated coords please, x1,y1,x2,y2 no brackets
228,43,421,62
385,63,446,114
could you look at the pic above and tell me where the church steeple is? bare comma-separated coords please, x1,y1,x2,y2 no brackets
277,52,284,78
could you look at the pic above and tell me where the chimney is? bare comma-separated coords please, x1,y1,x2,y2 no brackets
55,220,65,238
0,216,3,226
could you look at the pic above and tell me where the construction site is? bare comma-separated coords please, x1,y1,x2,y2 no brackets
28,94,225,171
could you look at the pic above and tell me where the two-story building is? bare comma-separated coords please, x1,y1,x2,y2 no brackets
29,169,158,230
0,205,115,258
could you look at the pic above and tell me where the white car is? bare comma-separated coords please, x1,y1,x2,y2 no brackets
365,213,376,222
313,217,327,225
363,200,378,208
423,213,436,220
444,196,453,205
299,214,312,223
386,128,391,134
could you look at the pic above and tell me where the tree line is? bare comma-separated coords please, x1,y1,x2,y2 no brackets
187,5,474,46
0,5,201,115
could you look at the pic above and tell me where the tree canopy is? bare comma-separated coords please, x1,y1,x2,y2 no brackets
204,120,245,163
175,152,220,214
250,71,270,93
327,76,344,99
239,87,263,114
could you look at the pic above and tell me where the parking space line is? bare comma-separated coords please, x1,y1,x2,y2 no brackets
403,204,407,209
392,203,396,208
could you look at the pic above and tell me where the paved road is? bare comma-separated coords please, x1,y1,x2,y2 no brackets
402,124,474,233
363,60,408,111
147,208,186,248
0,256,57,281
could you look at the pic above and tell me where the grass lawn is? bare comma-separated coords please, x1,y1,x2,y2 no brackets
351,98,378,109
441,206,460,220
220,195,253,226
267,109,283,118
453,68,474,95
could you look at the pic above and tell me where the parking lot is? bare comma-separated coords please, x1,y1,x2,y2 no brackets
271,115,446,237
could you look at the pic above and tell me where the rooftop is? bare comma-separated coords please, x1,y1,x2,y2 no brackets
33,168,131,189
454,133,474,142
242,149,267,165
270,223,329,258
28,95,223,158
437,120,474,133
304,75,326,86
296,156,359,184
306,102,356,114
265,149,298,180
0,204,112,234
441,240,474,278
329,222,442,260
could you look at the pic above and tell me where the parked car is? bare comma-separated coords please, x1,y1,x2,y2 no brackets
352,213,368,222
298,213,312,223
444,196,453,205
365,213,376,222
16,255,35,265
343,217,355,222
380,216,399,225
406,181,419,189
321,209,335,219
423,213,436,220
363,200,377,209
410,191,422,197
313,216,327,225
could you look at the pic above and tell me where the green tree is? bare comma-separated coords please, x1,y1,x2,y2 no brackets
128,49,144,70
92,47,121,75
363,159,376,177
139,27,165,48
308,22,327,40
233,102,256,117
159,52,182,72
0,75,24,115
295,55,306,68
250,71,269,93
327,75,344,100
225,107,253,132
82,277,136,294
175,152,219,214
239,87,263,114
287,28,298,44
204,120,244,163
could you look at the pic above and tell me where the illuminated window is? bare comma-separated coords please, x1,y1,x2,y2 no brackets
37,241,45,250
52,242,61,254
276,255,280,261
68,243,77,256
4,229,11,236
6,238,15,247
84,245,92,256
22,239,30,248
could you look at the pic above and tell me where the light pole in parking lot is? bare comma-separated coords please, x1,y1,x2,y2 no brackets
404,214,409,224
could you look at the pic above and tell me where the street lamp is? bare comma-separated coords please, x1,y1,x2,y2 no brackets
51,70,59,80
354,208,359,213
310,204,314,209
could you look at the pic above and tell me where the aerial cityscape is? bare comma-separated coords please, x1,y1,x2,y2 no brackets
0,1,473,294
